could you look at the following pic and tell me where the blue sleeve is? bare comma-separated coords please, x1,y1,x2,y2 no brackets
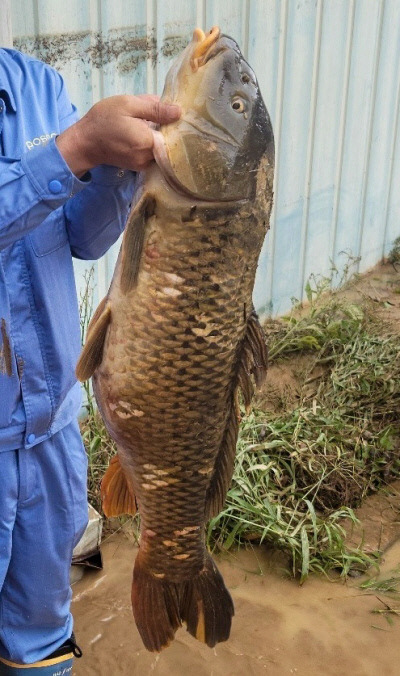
0,62,136,258
0,140,89,252
64,165,136,260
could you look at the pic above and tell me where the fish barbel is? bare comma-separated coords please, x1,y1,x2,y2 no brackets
76,26,274,652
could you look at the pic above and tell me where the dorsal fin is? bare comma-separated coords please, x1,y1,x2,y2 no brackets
75,297,111,381
205,310,268,519
120,193,156,294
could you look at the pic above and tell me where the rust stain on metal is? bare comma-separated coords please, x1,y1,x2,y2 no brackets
13,26,190,74
161,35,189,59
88,29,158,72
0,318,12,377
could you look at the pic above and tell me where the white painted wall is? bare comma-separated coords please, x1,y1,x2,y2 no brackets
9,0,400,316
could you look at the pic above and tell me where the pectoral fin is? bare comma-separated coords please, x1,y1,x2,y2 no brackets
205,310,268,519
120,192,156,294
75,297,111,381
101,454,137,517
205,402,239,520
237,309,268,414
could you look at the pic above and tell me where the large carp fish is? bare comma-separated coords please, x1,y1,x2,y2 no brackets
76,26,274,652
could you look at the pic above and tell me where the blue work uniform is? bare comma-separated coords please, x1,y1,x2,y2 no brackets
0,48,135,664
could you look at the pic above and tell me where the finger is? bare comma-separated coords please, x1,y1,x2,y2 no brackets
129,97,181,125
131,146,155,168
135,158,154,171
128,120,155,150
131,150,155,171
136,94,161,103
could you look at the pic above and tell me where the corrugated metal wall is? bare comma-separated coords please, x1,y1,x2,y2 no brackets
10,0,400,316
0,0,13,46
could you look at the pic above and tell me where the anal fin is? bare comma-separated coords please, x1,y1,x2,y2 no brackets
101,454,137,517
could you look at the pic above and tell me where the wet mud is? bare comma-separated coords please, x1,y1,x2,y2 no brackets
72,532,400,676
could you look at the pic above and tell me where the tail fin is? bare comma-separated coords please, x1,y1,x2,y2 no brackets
131,551,234,652
180,554,234,647
131,550,181,652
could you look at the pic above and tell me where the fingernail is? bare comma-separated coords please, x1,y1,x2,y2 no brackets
166,104,181,117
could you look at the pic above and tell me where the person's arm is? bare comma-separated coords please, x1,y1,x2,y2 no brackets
64,166,136,260
54,79,135,260
54,76,132,260
59,92,181,260
0,67,180,254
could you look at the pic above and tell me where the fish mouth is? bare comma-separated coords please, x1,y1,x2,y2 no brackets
190,26,221,72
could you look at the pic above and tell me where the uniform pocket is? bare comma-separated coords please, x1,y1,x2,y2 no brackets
28,209,69,257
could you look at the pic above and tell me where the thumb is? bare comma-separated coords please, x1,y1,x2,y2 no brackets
132,96,181,125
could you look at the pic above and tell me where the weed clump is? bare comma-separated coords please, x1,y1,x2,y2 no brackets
388,236,400,266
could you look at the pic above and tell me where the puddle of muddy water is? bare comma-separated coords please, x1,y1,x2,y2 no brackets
71,533,400,676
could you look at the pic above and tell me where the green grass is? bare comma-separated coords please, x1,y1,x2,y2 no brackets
360,575,400,594
388,235,400,266
79,266,400,579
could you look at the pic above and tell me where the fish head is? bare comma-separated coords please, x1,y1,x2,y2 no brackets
153,27,274,202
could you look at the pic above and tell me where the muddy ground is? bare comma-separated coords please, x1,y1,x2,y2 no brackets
72,531,400,676
72,262,400,676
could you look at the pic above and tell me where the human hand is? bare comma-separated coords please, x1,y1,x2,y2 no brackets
56,95,181,177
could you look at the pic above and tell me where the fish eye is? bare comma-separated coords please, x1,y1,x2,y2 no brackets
231,97,246,113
